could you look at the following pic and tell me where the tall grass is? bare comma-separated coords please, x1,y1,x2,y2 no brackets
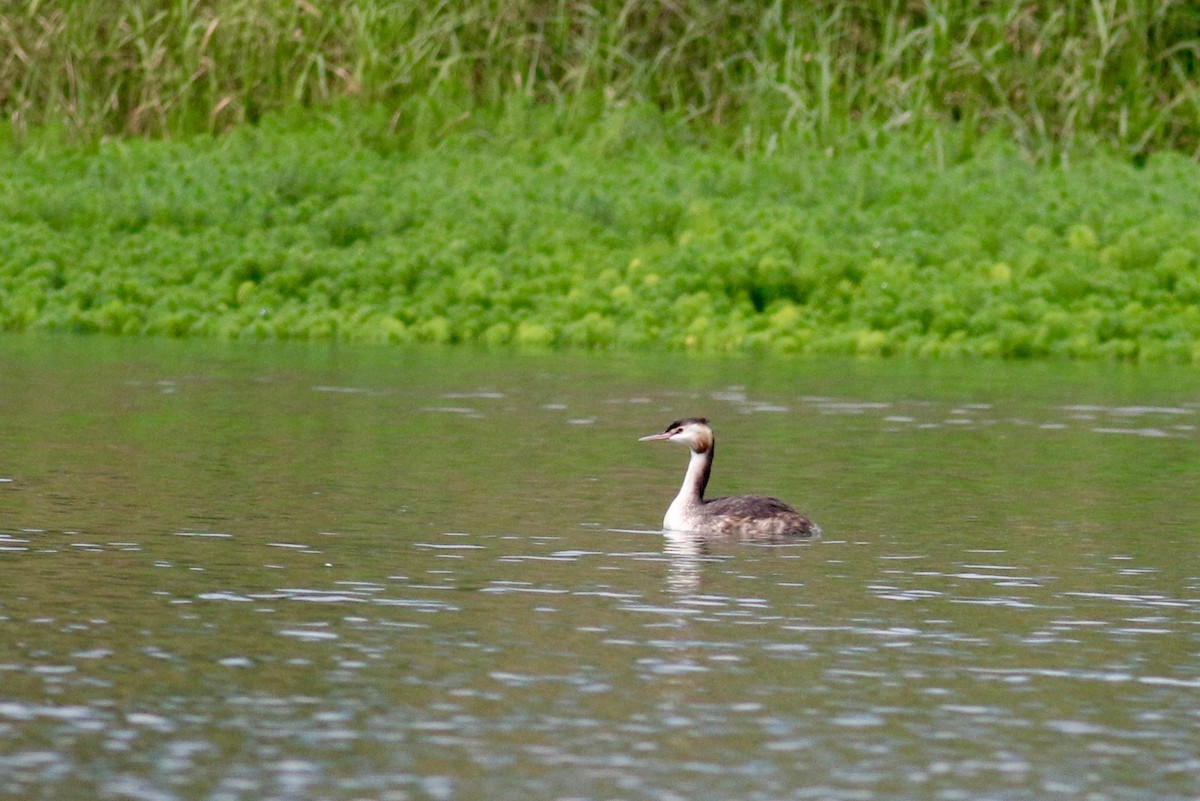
1,1,1198,156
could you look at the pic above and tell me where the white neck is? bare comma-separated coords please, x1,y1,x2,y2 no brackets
663,447,712,530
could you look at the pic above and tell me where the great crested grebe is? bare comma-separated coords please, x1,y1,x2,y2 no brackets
639,417,821,539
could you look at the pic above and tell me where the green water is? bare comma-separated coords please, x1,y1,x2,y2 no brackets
1,336,1197,800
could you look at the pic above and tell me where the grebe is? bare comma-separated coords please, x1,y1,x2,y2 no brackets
639,417,821,539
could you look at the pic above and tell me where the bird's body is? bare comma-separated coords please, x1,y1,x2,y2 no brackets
640,417,821,539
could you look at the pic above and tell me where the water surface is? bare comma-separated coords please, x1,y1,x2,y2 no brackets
1,337,1198,800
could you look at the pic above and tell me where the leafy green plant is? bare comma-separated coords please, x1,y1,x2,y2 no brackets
2,117,1199,360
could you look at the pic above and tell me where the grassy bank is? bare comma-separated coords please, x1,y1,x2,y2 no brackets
2,113,1199,361
2,0,1198,157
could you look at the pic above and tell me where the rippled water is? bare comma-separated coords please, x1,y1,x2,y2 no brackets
1,337,1198,800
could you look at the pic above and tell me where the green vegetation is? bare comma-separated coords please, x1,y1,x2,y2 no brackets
2,2,1199,360
3,114,1200,360
2,0,1198,157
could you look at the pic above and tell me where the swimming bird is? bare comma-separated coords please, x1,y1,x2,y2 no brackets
639,417,821,539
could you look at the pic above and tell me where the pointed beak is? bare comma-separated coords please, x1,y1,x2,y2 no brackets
638,432,673,442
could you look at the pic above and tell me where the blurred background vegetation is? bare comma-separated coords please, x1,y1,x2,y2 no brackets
2,1,1200,359
2,0,1198,158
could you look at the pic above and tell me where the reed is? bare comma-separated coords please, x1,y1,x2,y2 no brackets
2,0,1198,156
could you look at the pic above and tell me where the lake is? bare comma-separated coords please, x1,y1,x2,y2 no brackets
1,336,1197,800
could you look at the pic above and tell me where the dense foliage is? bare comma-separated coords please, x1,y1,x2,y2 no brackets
1,0,1198,157
3,115,1199,360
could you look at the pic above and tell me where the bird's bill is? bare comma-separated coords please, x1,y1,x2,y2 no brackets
638,431,673,441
